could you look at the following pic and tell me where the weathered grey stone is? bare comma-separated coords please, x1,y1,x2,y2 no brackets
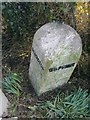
29,22,82,96
0,89,10,117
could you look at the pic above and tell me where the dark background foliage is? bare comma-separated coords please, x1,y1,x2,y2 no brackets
2,3,76,41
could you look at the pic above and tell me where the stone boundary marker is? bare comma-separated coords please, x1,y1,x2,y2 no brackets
29,22,82,96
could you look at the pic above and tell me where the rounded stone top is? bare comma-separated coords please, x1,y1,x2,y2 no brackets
33,22,82,60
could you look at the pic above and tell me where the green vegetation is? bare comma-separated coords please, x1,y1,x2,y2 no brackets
42,88,90,118
2,72,22,96
2,72,22,116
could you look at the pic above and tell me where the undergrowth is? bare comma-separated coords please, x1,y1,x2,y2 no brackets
2,71,22,117
41,88,90,119
2,72,22,96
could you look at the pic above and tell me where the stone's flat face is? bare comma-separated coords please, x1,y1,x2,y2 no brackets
29,22,82,96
